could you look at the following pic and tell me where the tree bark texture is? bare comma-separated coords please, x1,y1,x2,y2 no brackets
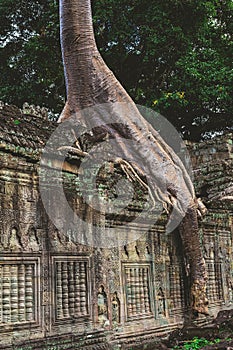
59,0,208,316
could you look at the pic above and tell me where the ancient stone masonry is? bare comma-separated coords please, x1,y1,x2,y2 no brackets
53,257,89,321
0,104,232,349
187,136,233,313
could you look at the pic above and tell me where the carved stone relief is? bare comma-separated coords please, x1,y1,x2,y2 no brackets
111,292,120,327
157,287,166,318
123,263,153,320
8,228,22,251
53,257,90,323
0,257,40,327
97,286,109,328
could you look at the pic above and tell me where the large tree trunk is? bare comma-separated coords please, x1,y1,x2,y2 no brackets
59,0,208,316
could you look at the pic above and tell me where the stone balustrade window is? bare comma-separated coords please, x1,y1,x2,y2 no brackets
123,263,153,320
53,257,90,322
0,257,40,327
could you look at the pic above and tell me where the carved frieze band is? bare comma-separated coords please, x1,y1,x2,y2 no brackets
0,257,40,327
123,263,153,320
53,257,90,322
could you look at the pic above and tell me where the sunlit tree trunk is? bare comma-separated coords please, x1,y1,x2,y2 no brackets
59,0,132,120
59,0,208,316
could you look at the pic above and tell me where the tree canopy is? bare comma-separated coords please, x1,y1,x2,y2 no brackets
0,0,232,140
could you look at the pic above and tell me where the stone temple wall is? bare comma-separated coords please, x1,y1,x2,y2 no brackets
0,106,232,349
188,136,233,314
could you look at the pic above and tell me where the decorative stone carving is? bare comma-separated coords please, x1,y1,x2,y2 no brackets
25,227,40,251
8,228,22,251
123,263,152,320
169,264,183,313
228,282,233,303
97,286,109,328
0,258,40,326
111,292,120,327
157,287,166,317
54,258,89,322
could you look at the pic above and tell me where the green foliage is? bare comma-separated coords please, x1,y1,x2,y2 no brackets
173,336,221,349
92,0,233,140
0,0,232,139
0,0,64,113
